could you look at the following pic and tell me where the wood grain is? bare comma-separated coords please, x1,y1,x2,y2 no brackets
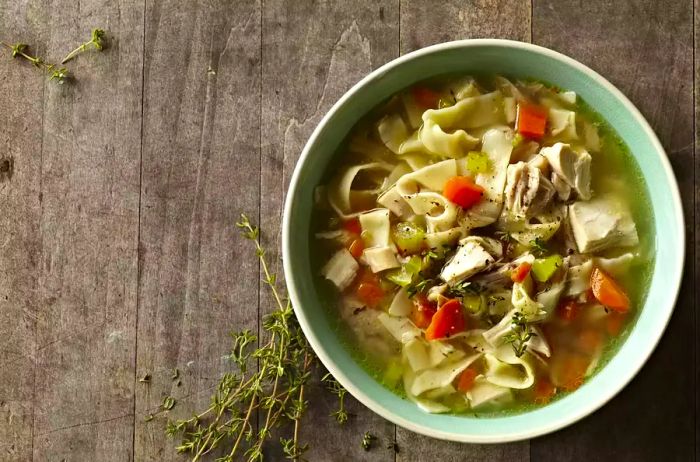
397,1,531,460
0,2,45,460
532,1,695,460
134,0,262,460
260,1,399,460
11,0,145,460
0,0,697,460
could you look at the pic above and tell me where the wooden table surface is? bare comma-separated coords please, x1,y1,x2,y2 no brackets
0,1,695,461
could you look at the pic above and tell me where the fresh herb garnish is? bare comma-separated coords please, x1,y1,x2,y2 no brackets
448,280,483,298
406,276,435,297
322,372,348,424
503,311,536,357
0,42,69,83
61,28,105,63
361,431,376,451
161,396,176,411
165,214,334,462
529,237,548,257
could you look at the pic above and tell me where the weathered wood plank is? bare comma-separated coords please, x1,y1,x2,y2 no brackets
0,2,45,460
134,0,262,460
532,1,695,460
696,0,700,455
400,0,531,52
21,0,145,460
260,1,399,460
397,1,531,460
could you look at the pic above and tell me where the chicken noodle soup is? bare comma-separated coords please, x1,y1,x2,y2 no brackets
312,75,653,414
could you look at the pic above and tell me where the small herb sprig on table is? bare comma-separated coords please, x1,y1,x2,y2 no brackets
2,28,106,83
61,28,105,64
165,214,316,462
0,42,68,83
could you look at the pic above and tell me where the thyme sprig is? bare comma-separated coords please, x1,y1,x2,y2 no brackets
529,237,548,257
361,431,376,451
61,28,105,63
503,311,536,357
322,372,348,424
0,41,68,83
165,214,315,461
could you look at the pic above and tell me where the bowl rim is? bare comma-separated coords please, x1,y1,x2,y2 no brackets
282,38,685,443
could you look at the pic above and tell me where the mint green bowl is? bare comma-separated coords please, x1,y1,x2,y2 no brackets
283,39,684,442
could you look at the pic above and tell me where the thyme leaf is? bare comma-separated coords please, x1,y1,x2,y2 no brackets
502,311,536,357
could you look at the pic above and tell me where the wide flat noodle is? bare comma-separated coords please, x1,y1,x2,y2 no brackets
460,128,514,229
328,163,393,218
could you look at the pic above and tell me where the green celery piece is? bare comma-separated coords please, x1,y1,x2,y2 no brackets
462,294,484,314
531,254,563,282
385,256,422,287
465,151,490,174
392,222,426,255
386,268,412,287
383,360,403,389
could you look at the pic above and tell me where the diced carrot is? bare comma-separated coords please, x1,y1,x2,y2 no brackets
410,295,436,329
556,298,579,321
605,312,627,336
578,328,603,354
348,238,364,259
558,354,590,392
516,102,548,139
342,218,362,235
425,299,466,340
357,281,384,308
533,378,556,404
442,176,485,209
590,267,630,312
457,367,478,393
511,262,532,283
411,86,439,109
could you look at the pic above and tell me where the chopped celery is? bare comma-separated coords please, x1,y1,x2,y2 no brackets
438,97,454,109
382,360,403,389
385,256,422,287
531,254,563,282
386,268,412,287
512,133,524,147
392,222,426,255
462,294,485,314
404,255,422,276
465,151,490,174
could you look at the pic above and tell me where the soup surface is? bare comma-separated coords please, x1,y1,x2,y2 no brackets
312,75,653,415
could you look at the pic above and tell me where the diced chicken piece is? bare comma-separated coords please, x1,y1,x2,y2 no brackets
540,143,592,200
551,171,572,201
568,195,639,253
439,237,501,284
322,248,359,290
504,161,556,218
527,153,549,174
388,288,413,316
363,246,400,273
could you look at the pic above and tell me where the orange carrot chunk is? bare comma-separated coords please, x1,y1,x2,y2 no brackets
342,217,362,235
410,295,437,329
457,367,478,393
516,102,548,139
556,298,579,321
425,299,466,340
348,238,364,259
443,176,485,210
533,378,557,404
590,267,630,312
411,86,439,109
357,282,384,308
511,262,532,283
605,312,627,336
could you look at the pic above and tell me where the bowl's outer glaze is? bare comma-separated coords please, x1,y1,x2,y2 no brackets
283,39,684,443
